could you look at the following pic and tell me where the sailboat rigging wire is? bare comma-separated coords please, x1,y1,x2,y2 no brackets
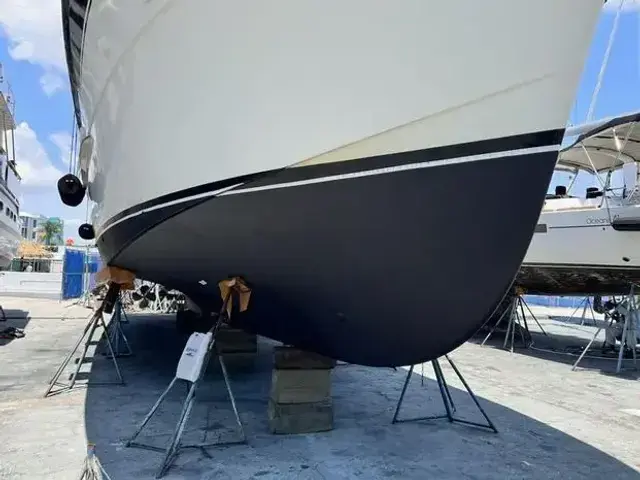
587,0,626,121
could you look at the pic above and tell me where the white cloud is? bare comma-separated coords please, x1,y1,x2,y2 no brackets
49,131,72,166
13,122,64,187
0,0,67,94
40,71,65,96
604,0,640,12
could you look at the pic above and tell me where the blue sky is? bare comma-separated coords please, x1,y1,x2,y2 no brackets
0,1,638,244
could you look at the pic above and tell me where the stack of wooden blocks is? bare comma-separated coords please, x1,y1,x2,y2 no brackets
268,346,336,434
215,324,258,371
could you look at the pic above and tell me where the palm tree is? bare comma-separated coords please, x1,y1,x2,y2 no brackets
40,218,63,246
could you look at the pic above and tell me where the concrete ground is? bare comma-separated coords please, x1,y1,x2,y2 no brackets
0,296,639,479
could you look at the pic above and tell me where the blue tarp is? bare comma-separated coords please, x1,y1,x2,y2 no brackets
61,248,103,299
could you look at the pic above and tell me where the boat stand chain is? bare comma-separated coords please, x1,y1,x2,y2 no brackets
392,355,498,433
79,443,112,480
44,283,128,398
481,289,547,352
125,280,249,479
572,284,639,374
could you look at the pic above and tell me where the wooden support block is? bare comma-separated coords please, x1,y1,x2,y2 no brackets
268,399,333,434
215,352,256,372
273,346,336,370
216,326,257,354
270,369,331,404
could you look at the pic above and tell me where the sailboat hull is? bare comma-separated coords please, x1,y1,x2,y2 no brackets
519,205,640,295
60,0,605,366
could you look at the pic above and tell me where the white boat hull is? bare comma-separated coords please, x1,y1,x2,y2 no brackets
520,204,640,295
71,0,602,232
0,219,20,268
61,0,604,366
0,188,21,269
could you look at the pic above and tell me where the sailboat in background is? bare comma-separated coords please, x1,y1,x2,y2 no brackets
519,110,640,295
515,1,640,296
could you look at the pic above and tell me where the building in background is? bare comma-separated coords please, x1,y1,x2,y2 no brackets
19,212,47,242
19,213,64,245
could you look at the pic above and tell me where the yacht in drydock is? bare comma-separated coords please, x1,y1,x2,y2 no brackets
58,0,604,367
519,111,640,295
0,65,22,268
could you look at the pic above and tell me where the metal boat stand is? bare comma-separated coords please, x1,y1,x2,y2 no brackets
481,290,547,352
567,296,598,327
392,355,498,433
125,280,249,479
102,296,133,359
44,283,126,398
572,285,639,374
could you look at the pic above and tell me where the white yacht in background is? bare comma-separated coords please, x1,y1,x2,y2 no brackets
59,0,604,367
519,111,640,295
0,64,22,268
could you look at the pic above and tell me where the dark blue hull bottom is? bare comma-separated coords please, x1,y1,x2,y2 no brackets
98,132,561,366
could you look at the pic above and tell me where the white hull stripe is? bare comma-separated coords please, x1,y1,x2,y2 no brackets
221,145,558,196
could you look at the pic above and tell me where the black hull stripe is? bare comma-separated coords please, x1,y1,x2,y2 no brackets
548,224,617,230
99,128,563,233
522,262,640,271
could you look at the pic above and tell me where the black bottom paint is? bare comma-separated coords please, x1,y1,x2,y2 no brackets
517,264,640,296
98,144,559,367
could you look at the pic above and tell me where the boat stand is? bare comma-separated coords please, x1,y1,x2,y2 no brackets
44,283,127,398
481,290,547,352
103,296,133,359
392,355,498,433
79,443,112,480
568,296,598,327
125,278,250,479
572,285,639,374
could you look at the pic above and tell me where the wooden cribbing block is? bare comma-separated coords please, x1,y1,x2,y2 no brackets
268,346,335,434
268,398,333,434
270,369,331,404
216,325,257,354
273,346,336,370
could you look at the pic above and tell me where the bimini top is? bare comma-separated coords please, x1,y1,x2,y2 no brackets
557,110,640,173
